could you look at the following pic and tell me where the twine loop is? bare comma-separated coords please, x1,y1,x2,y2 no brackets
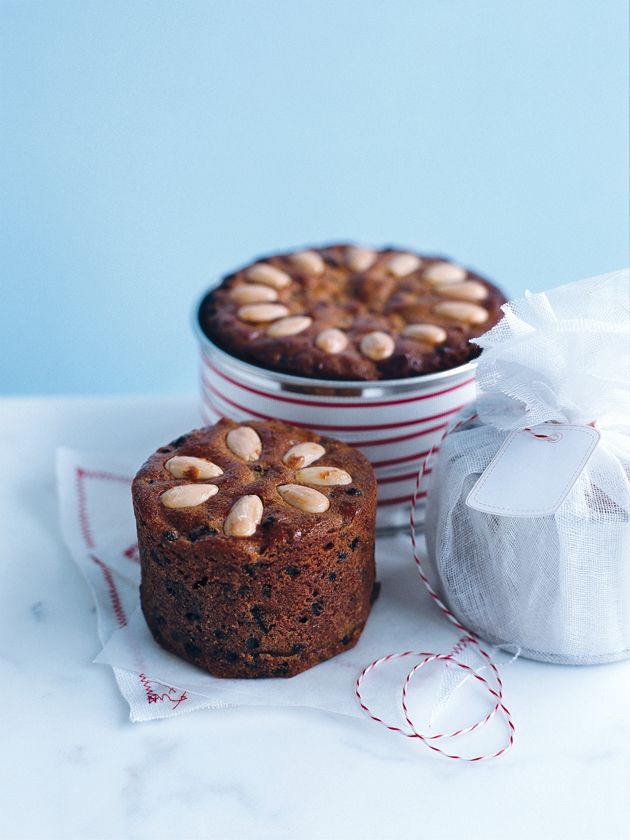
356,412,516,761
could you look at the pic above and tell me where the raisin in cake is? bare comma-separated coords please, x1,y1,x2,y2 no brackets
133,418,377,678
199,244,506,381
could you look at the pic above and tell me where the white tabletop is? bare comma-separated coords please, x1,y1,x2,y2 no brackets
3,396,630,840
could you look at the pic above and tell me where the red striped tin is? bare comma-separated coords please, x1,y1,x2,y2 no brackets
194,295,477,530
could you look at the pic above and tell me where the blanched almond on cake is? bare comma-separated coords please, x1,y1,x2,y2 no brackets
277,483,330,513
289,250,325,275
160,484,219,509
282,442,326,469
400,324,448,345
435,281,488,302
266,315,312,337
315,328,348,355
226,426,262,462
229,284,279,305
423,262,467,285
165,456,224,480
237,303,290,323
360,331,395,360
346,245,377,273
295,466,352,486
246,263,292,289
386,253,422,277
433,301,489,325
223,495,263,537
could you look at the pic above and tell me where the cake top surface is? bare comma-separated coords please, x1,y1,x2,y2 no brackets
132,418,376,556
199,243,506,381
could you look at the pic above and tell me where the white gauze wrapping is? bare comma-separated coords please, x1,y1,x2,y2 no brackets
425,270,630,664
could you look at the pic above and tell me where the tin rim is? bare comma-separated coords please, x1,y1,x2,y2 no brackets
193,287,478,396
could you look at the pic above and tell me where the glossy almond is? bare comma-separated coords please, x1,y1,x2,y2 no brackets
277,483,330,513
295,466,352,486
315,328,348,354
229,284,278,305
282,442,326,469
360,331,395,361
160,484,218,509
226,426,262,462
433,301,489,325
386,252,422,277
424,262,467,285
246,263,292,289
400,324,448,345
435,281,488,302
346,245,377,273
237,303,290,323
165,456,223,480
289,250,325,275
223,495,263,537
266,315,312,337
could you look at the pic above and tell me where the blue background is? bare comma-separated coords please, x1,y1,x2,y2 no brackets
2,0,628,395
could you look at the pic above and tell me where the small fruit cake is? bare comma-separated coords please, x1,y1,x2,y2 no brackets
133,418,377,678
199,243,506,380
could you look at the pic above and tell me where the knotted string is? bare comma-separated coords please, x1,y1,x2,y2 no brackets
356,412,516,761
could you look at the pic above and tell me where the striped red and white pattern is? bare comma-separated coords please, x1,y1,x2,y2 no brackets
197,341,477,530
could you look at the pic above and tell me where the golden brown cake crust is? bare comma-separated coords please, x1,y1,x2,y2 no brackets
133,418,377,678
199,243,506,381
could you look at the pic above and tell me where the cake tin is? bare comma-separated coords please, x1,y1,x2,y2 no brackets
194,289,477,531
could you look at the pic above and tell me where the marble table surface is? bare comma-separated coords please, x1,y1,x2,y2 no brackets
3,395,630,840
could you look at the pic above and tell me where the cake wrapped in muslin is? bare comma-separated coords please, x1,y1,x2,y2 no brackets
425,270,630,664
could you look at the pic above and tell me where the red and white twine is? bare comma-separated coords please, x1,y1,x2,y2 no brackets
356,413,516,761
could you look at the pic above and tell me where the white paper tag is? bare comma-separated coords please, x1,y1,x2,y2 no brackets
466,423,601,517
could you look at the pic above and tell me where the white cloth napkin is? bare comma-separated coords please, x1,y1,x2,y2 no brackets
56,446,462,722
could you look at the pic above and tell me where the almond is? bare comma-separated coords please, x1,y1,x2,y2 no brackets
282,442,326,469
386,252,422,277
400,324,448,345
360,331,395,360
229,284,278,305
266,315,312,337
424,262,467,285
433,301,489,325
237,303,290,323
223,495,263,537
435,280,488,302
295,466,352,486
160,484,219,509
346,245,377,273
165,456,223,480
226,426,262,462
289,250,325,275
315,328,348,355
277,483,330,513
246,263,292,289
